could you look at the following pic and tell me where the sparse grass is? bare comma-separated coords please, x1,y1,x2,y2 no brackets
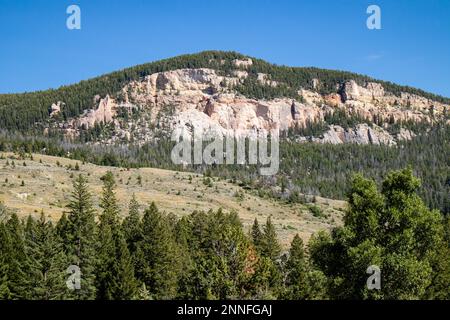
0,152,344,247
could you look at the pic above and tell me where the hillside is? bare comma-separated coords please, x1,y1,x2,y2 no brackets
0,51,448,215
0,50,449,132
0,152,345,246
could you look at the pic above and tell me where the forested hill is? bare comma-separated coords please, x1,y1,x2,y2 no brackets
1,50,449,132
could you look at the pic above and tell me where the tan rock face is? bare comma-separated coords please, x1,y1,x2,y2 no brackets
50,102,63,117
50,67,449,145
233,58,253,68
340,80,447,123
342,80,385,102
61,95,118,131
311,124,396,146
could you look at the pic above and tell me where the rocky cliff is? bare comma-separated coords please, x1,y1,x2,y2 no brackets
47,59,449,146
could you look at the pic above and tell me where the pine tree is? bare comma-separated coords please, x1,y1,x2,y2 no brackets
137,202,180,299
122,193,142,254
285,234,307,298
110,230,138,299
310,168,445,299
64,174,97,299
251,218,263,253
96,172,137,300
173,216,195,299
95,219,116,300
5,213,29,299
99,171,120,226
184,209,252,299
283,234,327,299
25,213,68,300
261,216,281,261
0,222,12,299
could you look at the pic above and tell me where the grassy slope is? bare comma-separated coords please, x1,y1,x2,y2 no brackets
0,152,345,247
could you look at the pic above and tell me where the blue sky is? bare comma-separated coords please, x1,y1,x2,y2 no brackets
0,0,449,97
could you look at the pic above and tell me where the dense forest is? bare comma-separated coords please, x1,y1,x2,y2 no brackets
1,50,449,132
0,168,448,300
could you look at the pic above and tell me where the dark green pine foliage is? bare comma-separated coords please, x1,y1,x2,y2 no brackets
136,202,180,299
283,234,327,300
96,171,137,300
251,218,263,253
0,222,12,299
4,214,29,299
63,174,98,299
96,171,120,299
247,217,284,299
261,216,281,261
173,216,195,299
251,216,283,298
184,209,251,299
122,193,143,255
25,213,68,300
309,168,445,299
110,230,138,300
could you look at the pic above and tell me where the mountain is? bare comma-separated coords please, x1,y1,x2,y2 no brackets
0,51,448,214
45,64,447,146
0,50,448,134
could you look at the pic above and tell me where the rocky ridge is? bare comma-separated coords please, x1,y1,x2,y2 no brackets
47,59,448,146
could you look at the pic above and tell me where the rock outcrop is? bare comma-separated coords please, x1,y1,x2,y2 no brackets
48,67,449,146
49,102,63,117
311,124,396,146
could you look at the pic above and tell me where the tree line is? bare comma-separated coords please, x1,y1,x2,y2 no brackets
0,168,449,300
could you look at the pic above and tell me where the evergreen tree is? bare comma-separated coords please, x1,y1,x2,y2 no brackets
309,168,445,299
185,209,252,299
96,172,137,299
109,230,138,299
122,193,142,254
248,256,280,299
25,213,68,300
64,174,97,299
261,216,281,261
251,218,263,253
137,202,180,299
5,214,29,299
99,171,120,226
173,216,195,299
284,234,327,300
0,222,12,299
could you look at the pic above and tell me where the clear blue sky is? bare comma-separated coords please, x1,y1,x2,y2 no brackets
0,0,449,97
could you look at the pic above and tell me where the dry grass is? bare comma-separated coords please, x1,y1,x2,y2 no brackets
0,152,345,247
